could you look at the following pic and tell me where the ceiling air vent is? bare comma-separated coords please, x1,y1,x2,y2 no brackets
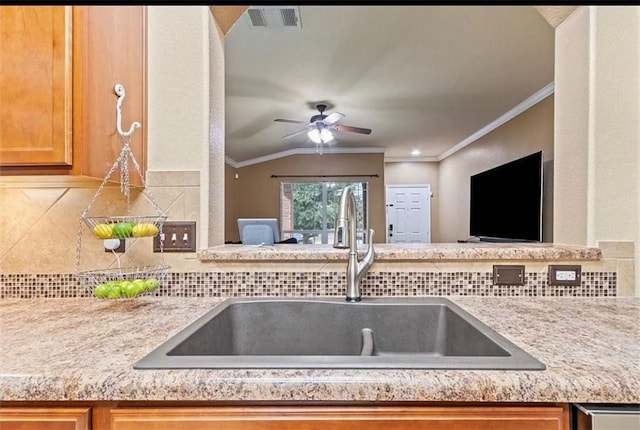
247,9,267,28
246,6,302,30
280,8,299,27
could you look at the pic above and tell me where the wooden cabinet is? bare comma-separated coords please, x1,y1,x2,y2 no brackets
110,405,569,430
0,407,90,430
73,5,146,186
0,403,570,430
0,6,73,167
1,6,146,185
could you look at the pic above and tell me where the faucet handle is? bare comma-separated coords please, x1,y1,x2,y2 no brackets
367,228,375,244
333,218,349,248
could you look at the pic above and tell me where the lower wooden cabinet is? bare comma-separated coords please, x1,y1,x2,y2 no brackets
0,407,90,430
110,405,569,430
0,403,570,430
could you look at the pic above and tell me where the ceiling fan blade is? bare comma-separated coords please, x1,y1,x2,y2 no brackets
281,128,308,140
323,112,345,124
335,124,372,135
274,118,308,124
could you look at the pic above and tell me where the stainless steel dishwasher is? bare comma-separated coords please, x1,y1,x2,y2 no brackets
572,404,640,430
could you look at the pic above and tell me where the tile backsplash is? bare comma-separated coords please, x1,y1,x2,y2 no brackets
0,270,617,299
0,171,201,274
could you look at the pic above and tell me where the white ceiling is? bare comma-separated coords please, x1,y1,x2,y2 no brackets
224,5,555,165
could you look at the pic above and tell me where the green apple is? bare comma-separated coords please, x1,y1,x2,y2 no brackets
132,279,147,296
112,222,133,239
94,283,110,298
107,283,123,299
107,280,120,289
144,277,160,293
121,280,139,298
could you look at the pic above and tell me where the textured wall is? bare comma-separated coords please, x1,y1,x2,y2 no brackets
438,96,554,243
554,6,639,294
147,6,210,173
208,9,226,247
553,7,591,247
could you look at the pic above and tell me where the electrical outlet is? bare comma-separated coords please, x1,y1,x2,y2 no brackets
104,239,125,253
548,264,581,286
153,221,196,252
493,265,525,286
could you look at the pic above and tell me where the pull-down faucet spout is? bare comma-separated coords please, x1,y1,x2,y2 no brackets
333,186,375,302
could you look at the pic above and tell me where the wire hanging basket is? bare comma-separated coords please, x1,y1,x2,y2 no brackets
75,83,170,299
83,215,167,239
77,264,170,299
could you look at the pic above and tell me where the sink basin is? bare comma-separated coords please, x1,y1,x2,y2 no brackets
134,297,545,370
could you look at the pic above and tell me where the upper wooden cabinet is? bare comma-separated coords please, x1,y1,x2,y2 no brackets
73,6,146,186
1,6,146,186
0,6,73,166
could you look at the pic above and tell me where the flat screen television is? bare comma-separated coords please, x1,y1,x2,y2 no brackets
237,218,280,244
469,151,543,242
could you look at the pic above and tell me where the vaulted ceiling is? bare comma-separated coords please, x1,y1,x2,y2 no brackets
223,5,560,165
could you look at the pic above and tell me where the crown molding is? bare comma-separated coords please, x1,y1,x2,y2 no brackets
226,147,385,168
384,156,439,163
437,81,555,162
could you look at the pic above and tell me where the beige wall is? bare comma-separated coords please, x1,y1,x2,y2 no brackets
207,8,226,247
590,7,639,247
225,163,238,241
553,7,590,246
384,162,440,242
225,153,386,243
438,95,555,243
147,6,223,248
147,7,210,173
554,6,639,293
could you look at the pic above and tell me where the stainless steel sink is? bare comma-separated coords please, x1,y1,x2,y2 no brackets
134,297,545,370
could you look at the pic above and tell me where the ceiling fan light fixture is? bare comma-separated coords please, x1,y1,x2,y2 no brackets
308,128,334,144
275,104,371,153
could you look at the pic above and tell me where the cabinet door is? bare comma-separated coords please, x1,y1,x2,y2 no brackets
110,405,568,430
0,407,90,430
73,5,146,186
0,6,73,166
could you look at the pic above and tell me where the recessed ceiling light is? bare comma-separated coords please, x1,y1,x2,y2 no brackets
411,149,421,156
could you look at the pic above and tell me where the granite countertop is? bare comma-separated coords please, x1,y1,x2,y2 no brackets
1,296,638,403
198,243,602,261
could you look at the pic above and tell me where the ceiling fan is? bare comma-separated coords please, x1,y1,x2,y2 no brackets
274,104,372,153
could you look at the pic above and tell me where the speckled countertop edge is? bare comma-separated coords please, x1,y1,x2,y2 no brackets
1,296,638,403
198,243,602,261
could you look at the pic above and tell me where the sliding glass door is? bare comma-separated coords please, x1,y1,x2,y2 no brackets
280,181,369,244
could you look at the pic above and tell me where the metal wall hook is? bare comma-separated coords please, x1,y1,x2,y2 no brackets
114,83,141,138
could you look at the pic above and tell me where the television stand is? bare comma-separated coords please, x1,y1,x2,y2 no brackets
457,237,538,243
457,237,480,243
477,236,533,243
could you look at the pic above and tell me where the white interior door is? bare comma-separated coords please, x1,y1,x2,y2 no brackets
386,185,431,243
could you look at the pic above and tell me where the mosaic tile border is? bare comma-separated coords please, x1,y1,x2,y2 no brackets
0,271,617,299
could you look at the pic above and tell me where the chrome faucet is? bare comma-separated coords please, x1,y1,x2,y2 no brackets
333,186,375,302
